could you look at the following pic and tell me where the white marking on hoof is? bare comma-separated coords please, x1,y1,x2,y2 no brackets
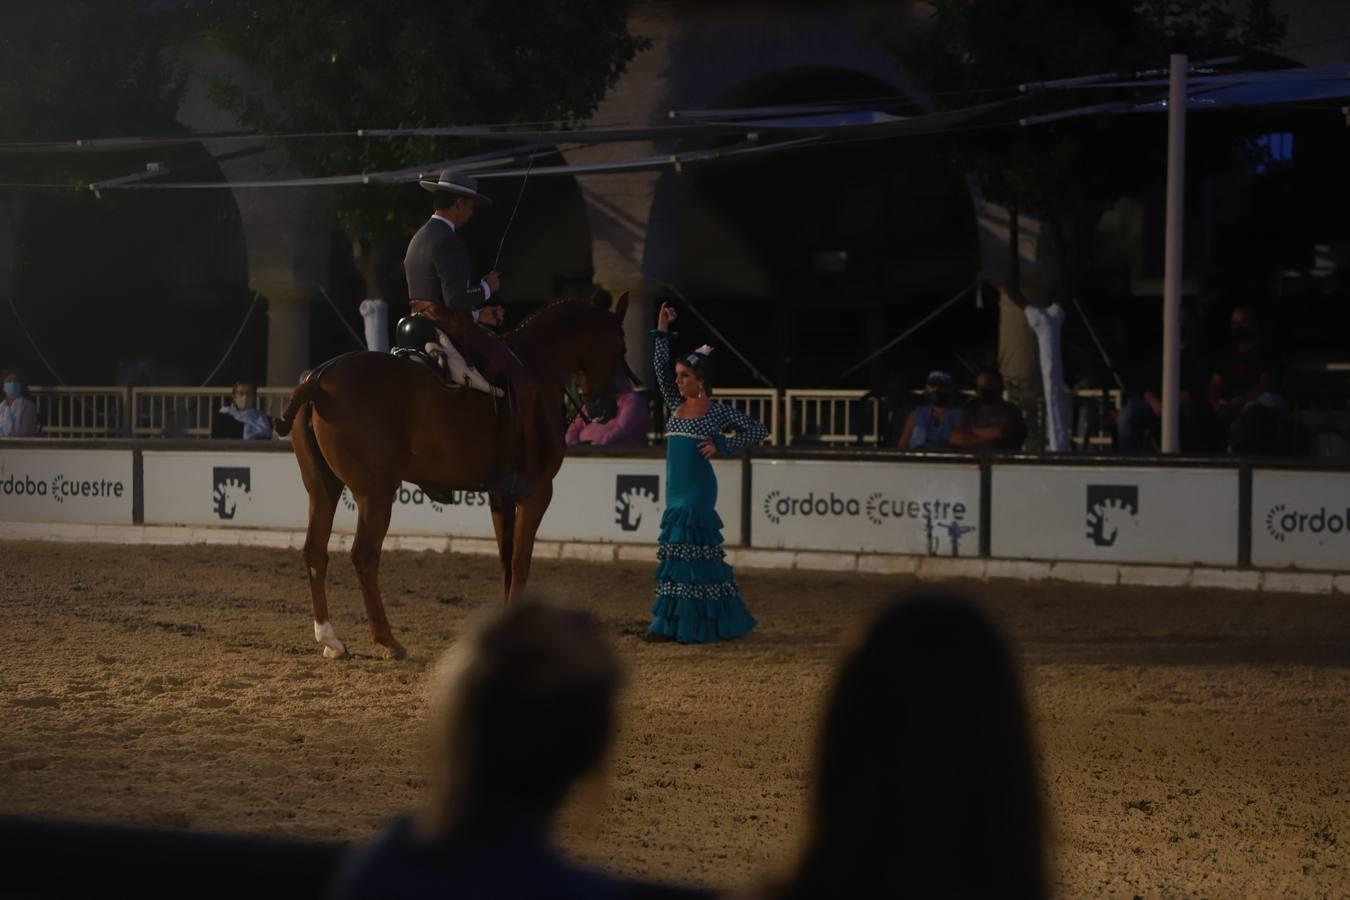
313,620,347,659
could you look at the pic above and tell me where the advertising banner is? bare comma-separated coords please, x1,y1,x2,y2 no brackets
1252,469,1350,571
141,451,742,544
0,448,133,524
751,459,982,556
991,464,1238,566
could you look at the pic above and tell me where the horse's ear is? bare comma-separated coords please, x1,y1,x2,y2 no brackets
614,292,630,321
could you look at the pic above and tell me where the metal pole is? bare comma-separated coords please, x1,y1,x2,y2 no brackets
1161,54,1187,454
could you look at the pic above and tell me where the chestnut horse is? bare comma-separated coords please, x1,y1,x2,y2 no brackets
273,294,631,660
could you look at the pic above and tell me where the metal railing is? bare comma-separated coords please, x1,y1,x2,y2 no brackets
784,390,882,446
131,388,291,438
24,383,1122,450
29,387,131,439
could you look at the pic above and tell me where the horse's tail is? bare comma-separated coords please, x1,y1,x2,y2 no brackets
273,374,319,438
272,352,360,437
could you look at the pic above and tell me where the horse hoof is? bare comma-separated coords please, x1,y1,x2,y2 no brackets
322,644,348,660
379,643,407,661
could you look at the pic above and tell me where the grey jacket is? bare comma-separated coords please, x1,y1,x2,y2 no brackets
403,217,487,312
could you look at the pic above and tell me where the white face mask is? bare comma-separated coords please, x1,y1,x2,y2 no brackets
3,382,20,399
234,394,255,410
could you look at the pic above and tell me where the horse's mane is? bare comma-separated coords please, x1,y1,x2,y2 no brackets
506,297,605,339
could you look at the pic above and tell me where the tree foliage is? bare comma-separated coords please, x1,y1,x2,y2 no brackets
0,1,184,181
879,0,1287,302
203,0,649,291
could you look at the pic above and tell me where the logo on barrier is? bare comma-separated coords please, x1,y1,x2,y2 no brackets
1085,484,1139,547
212,467,252,520
339,486,487,514
1264,503,1350,544
0,472,126,504
615,475,660,532
761,487,972,555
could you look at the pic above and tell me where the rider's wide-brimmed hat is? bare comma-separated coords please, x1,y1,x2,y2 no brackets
418,169,493,205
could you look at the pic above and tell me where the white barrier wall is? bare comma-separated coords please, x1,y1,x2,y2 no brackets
1252,469,1350,571
0,448,132,524
992,465,1239,566
751,459,982,556
141,451,742,545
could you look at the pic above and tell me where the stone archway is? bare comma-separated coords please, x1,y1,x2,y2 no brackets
648,66,981,390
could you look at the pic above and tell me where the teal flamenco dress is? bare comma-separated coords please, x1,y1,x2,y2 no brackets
648,331,769,644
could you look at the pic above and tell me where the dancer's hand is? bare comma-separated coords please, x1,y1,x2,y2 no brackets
483,271,501,293
698,440,718,459
478,305,505,326
657,303,677,332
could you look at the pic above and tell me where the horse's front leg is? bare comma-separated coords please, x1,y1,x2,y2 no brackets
489,492,517,601
507,483,554,604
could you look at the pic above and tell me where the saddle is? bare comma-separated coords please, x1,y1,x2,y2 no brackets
393,315,504,398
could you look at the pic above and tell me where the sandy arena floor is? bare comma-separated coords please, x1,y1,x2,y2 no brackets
2,540,1348,897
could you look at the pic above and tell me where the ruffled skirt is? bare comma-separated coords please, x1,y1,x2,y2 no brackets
649,437,756,644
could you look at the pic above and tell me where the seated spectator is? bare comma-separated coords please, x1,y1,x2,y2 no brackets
1117,311,1212,453
764,594,1047,900
1207,306,1276,438
897,370,959,451
0,369,40,437
949,368,1027,452
329,603,710,900
1231,366,1306,456
211,381,272,440
565,373,652,448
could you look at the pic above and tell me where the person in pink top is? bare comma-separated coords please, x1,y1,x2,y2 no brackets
564,374,652,448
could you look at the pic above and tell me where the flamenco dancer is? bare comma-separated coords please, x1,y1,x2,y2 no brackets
644,302,768,644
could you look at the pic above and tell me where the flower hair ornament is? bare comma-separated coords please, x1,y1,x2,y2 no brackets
684,344,714,367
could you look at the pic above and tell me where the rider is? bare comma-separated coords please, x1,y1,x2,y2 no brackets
404,170,541,490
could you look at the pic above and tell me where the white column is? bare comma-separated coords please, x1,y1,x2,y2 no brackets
359,299,389,352
1025,303,1070,452
1162,53,1188,453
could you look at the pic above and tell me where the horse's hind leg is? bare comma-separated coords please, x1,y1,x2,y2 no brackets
293,406,348,659
351,489,405,660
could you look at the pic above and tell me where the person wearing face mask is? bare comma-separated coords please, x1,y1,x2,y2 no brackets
897,370,960,451
211,381,273,440
950,368,1027,453
0,369,39,437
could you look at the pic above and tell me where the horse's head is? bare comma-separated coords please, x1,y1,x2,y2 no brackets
571,292,634,423
509,292,637,424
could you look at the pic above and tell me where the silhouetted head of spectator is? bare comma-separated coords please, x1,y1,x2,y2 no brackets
2,368,27,401
422,603,621,837
785,594,1047,900
925,370,954,409
1230,307,1259,351
232,382,257,411
975,368,1005,406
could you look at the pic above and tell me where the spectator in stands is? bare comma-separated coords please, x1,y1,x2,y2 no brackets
897,370,959,451
0,368,39,437
1208,306,1278,442
1117,311,1210,453
211,381,272,440
765,594,1047,900
1231,364,1306,456
330,603,710,900
565,373,651,448
949,368,1027,452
